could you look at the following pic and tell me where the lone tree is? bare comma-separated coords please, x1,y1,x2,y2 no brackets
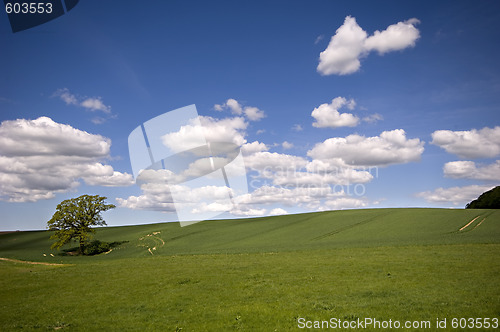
47,194,116,254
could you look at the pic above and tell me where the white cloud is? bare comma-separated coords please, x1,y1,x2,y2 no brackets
241,141,268,155
269,208,287,215
323,197,368,210
214,99,266,121
235,185,340,207
0,116,110,158
292,124,303,132
119,111,396,216
0,117,133,202
54,88,78,105
416,185,495,206
308,129,424,167
119,174,371,217
362,113,383,123
161,116,248,153
443,160,500,181
84,170,139,187
118,181,235,214
116,182,176,212
80,97,111,113
346,99,356,110
53,88,113,122
243,151,308,172
364,18,421,54
282,141,294,150
431,126,500,159
225,98,243,115
312,97,359,128
317,16,367,75
234,185,372,214
244,106,266,121
268,168,373,187
230,207,267,217
317,16,420,75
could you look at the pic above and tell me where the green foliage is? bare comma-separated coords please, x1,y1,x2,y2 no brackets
81,240,110,256
466,186,500,209
47,194,115,254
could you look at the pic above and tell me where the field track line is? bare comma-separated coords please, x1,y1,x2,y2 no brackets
313,212,392,241
459,216,480,231
473,218,486,230
0,257,68,266
139,231,165,255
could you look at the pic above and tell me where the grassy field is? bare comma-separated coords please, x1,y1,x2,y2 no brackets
1,208,499,331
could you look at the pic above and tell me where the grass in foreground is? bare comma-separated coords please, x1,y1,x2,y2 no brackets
1,208,499,330
1,244,499,331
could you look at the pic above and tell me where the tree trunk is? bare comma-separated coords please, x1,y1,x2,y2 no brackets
78,235,84,255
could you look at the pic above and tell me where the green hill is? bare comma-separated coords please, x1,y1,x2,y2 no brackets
1,208,499,262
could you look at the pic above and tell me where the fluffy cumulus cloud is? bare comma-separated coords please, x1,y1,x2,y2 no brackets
234,185,373,212
214,99,266,121
317,16,420,75
364,18,421,54
161,116,248,153
80,98,111,113
308,129,424,167
0,117,133,202
431,126,500,159
244,151,308,172
443,160,500,181
241,141,268,155
243,148,374,197
119,114,422,217
116,181,176,212
235,185,340,207
416,185,495,206
312,97,359,128
118,147,377,217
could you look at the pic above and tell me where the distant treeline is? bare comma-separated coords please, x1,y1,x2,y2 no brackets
466,186,500,209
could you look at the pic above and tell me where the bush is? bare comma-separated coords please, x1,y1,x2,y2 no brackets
82,240,111,256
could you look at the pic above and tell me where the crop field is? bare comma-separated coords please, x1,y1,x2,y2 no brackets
1,208,499,331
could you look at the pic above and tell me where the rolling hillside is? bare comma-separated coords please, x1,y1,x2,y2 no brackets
1,208,499,262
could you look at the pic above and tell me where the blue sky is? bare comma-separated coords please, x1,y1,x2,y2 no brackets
1,0,500,230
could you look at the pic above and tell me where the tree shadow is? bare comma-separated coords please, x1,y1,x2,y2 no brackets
59,240,128,256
